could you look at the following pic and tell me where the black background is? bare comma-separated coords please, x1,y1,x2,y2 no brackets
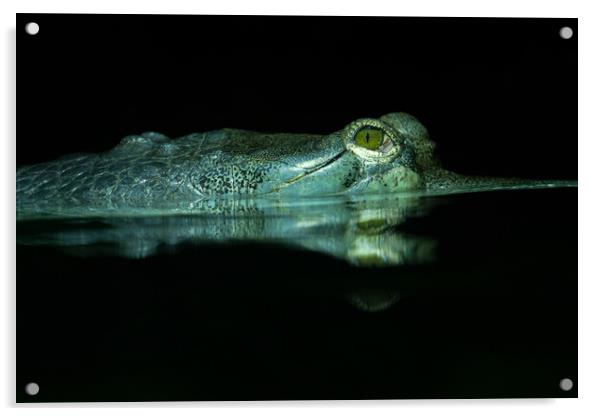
18,14,576,180
17,14,577,402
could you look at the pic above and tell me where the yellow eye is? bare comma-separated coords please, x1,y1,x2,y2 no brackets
354,128,384,150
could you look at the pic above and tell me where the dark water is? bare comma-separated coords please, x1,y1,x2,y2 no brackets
16,189,577,402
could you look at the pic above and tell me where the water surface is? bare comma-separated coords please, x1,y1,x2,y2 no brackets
16,189,577,401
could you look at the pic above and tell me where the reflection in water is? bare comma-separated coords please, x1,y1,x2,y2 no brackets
347,289,403,312
17,193,438,311
17,194,436,266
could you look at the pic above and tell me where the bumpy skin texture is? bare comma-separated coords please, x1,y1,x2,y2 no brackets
16,112,574,219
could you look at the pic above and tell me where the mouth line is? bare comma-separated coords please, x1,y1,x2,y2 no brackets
275,149,347,190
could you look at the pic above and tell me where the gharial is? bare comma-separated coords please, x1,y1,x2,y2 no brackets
16,112,576,219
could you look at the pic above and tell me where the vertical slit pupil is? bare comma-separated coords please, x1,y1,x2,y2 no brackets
365,132,370,143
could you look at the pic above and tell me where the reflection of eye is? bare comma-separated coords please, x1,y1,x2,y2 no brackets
354,128,384,150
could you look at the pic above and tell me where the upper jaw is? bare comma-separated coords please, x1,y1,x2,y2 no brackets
278,132,346,171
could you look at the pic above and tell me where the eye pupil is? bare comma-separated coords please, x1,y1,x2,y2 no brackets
365,133,370,143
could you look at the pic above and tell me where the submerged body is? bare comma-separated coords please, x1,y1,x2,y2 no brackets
16,112,575,219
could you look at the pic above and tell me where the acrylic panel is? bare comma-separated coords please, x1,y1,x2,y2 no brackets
16,14,577,402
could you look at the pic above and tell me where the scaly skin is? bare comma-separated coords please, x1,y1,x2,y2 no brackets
16,112,575,219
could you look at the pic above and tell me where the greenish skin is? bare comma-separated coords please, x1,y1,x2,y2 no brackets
16,112,574,219
16,112,576,309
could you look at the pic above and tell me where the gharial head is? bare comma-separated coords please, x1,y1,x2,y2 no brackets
270,112,439,196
